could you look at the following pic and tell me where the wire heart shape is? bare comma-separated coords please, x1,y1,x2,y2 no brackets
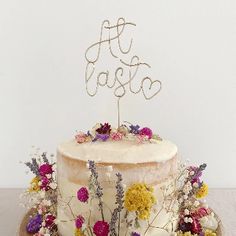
141,77,162,100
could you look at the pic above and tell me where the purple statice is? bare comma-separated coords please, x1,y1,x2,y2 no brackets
25,158,39,175
96,134,110,142
26,214,42,233
129,124,140,134
110,173,124,236
189,163,207,184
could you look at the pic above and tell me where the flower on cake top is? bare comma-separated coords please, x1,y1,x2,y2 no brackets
96,123,111,135
77,187,89,203
131,232,141,236
93,221,110,236
139,127,153,139
75,122,162,144
124,183,156,220
195,183,209,199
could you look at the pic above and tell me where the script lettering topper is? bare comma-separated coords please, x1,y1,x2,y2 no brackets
85,18,162,126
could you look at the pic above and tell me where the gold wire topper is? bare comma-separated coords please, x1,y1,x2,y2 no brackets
85,17,162,127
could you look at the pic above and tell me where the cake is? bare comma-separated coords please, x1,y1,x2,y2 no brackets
20,18,221,236
57,136,178,236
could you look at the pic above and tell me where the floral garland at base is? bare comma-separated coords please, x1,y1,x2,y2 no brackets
22,152,219,236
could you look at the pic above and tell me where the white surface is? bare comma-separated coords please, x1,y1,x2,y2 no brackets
0,188,235,236
58,139,177,163
0,0,236,188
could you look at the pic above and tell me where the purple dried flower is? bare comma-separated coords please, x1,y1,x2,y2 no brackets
26,214,42,233
96,134,110,142
96,123,111,135
129,124,140,134
131,232,140,236
77,187,89,202
75,215,85,229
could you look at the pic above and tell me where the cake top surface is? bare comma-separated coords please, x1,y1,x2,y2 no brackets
57,139,177,164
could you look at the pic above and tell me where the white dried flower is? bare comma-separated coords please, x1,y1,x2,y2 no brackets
184,209,190,215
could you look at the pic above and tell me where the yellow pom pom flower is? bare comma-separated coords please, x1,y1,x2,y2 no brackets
124,183,156,220
29,176,40,192
177,231,197,236
204,229,217,236
195,183,209,198
75,228,85,236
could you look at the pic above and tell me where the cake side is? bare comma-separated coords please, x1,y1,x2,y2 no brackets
57,139,179,236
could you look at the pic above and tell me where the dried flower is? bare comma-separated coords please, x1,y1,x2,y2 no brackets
139,127,153,139
39,163,53,177
204,229,216,236
195,183,208,199
110,173,124,236
77,187,89,203
88,161,104,220
96,123,111,135
75,228,85,236
45,214,56,228
26,214,42,233
110,132,123,141
131,232,140,236
75,215,85,229
124,183,156,220
29,176,41,192
95,134,110,142
129,124,140,134
75,132,88,144
93,221,110,236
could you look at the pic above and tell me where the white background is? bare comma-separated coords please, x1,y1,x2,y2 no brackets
0,0,235,188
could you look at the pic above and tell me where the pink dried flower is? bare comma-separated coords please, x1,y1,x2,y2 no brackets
75,132,87,144
192,207,209,219
110,132,123,141
139,127,153,139
93,221,109,236
77,187,89,202
40,176,51,191
75,215,85,229
136,134,147,144
39,163,53,177
45,214,56,228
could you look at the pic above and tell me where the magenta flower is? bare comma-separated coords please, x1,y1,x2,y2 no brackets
39,163,53,176
75,215,85,229
40,176,50,191
93,221,109,236
139,127,153,139
192,207,209,219
45,214,56,228
77,187,89,202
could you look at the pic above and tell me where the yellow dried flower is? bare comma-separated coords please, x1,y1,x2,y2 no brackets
177,231,197,236
204,229,217,236
124,183,156,220
75,228,85,236
195,183,209,198
29,176,40,192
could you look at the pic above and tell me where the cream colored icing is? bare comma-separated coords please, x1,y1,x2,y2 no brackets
57,139,178,163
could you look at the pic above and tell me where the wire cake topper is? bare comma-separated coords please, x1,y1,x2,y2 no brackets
85,17,162,127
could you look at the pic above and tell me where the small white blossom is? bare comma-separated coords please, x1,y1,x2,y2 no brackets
184,209,190,215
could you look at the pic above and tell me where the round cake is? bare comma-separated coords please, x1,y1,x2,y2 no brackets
57,138,179,236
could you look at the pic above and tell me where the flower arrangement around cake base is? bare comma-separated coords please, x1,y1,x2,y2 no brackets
21,150,220,236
